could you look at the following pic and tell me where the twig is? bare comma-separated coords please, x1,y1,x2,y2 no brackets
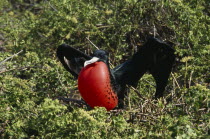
57,97,88,106
0,50,23,65
96,24,114,29
128,85,146,100
189,70,194,88
153,24,156,38
142,79,156,87
171,72,181,89
86,37,100,50
172,103,186,106
56,68,68,93
0,66,37,74
198,108,207,111
44,0,58,12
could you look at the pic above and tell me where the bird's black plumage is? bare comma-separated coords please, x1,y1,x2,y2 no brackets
57,37,175,108
57,44,91,78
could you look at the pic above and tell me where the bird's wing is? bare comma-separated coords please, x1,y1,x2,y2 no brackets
57,44,92,78
112,37,175,97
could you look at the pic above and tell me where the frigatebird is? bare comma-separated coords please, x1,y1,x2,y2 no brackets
57,37,175,110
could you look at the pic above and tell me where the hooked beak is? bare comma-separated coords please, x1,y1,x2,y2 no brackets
84,57,99,67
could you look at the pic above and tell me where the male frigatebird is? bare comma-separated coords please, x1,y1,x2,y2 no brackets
57,37,175,110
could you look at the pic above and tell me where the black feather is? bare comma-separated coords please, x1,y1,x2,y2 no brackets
57,44,91,78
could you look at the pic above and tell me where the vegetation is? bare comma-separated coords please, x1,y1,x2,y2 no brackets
0,0,209,138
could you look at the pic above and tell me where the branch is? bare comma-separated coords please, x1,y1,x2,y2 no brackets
0,50,23,65
86,37,100,50
128,85,146,100
0,66,37,74
142,79,156,87
171,72,181,89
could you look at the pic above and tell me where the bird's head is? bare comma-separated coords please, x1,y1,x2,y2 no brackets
84,50,109,67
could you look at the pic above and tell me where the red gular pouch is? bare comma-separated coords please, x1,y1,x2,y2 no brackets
78,61,118,111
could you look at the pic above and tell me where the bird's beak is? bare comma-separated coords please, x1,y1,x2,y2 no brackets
84,57,99,67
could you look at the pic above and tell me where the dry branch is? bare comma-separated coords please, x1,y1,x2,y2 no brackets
0,50,23,65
